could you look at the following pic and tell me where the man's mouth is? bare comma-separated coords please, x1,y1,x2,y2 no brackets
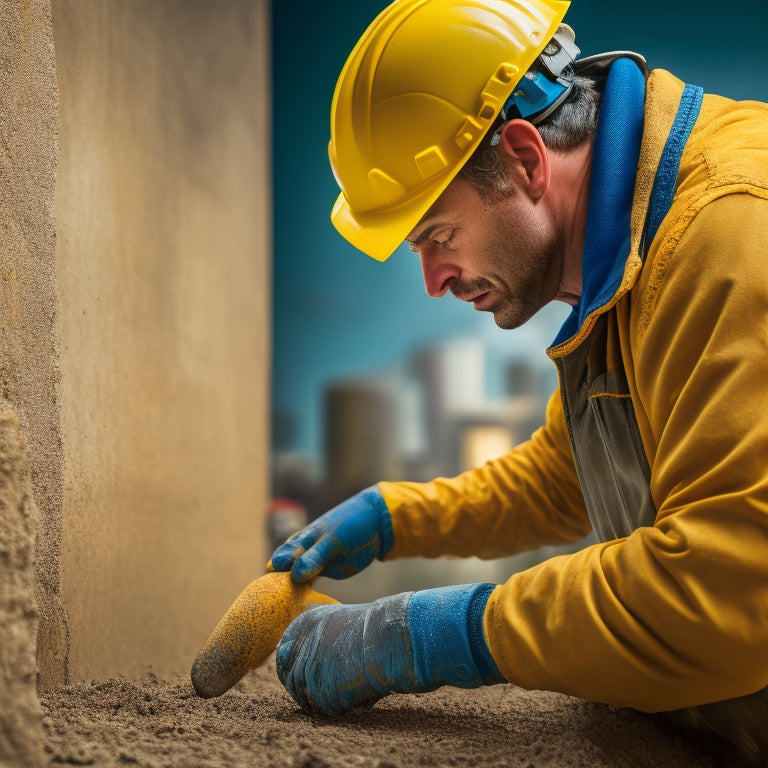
451,281,495,309
451,291,493,311
469,291,492,309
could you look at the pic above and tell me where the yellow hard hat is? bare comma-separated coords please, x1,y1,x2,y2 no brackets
329,0,571,261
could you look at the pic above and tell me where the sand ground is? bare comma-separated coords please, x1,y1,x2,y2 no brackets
39,655,744,768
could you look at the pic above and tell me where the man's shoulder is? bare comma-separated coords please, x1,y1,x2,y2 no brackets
657,69,768,197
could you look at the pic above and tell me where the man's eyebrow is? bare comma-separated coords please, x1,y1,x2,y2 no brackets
405,223,441,248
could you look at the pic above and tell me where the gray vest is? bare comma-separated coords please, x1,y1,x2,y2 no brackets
554,82,704,542
553,312,655,542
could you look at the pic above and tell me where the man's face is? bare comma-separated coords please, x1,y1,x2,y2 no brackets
405,177,565,330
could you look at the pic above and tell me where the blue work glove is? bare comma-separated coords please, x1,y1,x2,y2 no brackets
276,583,505,715
267,486,393,582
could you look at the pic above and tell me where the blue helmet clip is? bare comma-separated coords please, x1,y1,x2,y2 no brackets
504,72,569,122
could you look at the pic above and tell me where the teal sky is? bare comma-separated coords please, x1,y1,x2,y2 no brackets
272,0,768,458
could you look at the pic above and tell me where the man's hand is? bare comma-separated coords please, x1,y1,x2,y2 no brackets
267,486,393,582
276,584,505,716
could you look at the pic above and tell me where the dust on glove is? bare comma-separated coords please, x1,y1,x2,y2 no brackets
276,583,505,715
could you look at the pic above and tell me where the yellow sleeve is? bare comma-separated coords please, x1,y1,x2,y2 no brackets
378,389,591,560
485,194,768,711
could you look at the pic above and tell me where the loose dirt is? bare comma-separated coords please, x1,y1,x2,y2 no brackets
39,655,740,768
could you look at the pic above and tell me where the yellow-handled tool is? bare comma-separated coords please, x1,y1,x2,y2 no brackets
191,571,338,698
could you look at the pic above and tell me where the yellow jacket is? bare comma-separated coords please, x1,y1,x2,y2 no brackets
378,65,768,712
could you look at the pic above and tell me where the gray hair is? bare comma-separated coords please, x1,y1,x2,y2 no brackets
458,69,601,195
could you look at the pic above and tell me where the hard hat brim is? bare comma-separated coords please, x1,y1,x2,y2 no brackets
331,184,446,263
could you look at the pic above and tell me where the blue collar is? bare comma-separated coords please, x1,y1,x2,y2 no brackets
552,58,646,347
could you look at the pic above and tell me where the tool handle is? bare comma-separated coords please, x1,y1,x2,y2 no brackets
191,571,338,698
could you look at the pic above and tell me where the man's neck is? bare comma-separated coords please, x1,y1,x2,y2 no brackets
551,138,594,305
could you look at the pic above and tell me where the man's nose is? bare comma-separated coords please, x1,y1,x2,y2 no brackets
420,253,460,298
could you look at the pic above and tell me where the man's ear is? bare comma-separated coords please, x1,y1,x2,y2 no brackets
496,119,550,200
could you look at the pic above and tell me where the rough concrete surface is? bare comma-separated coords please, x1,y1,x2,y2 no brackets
0,405,45,768
40,656,750,768
51,0,270,684
0,0,69,692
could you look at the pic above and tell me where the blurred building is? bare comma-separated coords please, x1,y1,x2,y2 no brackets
272,336,552,509
323,376,404,505
409,338,485,475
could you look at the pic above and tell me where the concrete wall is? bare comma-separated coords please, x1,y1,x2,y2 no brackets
0,406,46,767
0,0,271,692
0,0,67,714
51,0,271,684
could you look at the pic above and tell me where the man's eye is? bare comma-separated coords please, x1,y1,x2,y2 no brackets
407,230,455,252
436,232,456,249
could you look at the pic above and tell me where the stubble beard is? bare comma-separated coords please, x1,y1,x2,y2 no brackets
447,189,564,330
488,238,563,330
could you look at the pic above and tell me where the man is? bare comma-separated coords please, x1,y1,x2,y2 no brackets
269,0,768,757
